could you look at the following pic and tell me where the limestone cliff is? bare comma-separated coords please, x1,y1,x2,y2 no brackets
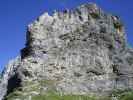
0,3,133,100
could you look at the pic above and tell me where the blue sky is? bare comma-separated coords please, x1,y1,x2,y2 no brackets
0,0,133,72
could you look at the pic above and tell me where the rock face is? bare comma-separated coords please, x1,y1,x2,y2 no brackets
0,3,133,100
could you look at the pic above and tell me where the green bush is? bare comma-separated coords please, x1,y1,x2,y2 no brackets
114,22,123,29
111,89,133,100
120,92,133,100
90,13,100,19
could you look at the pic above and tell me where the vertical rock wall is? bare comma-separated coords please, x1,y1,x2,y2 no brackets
0,3,133,100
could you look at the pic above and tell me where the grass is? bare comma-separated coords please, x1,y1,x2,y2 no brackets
5,80,133,100
111,89,133,100
5,89,107,100
5,90,133,100
32,93,99,100
5,90,25,100
120,92,133,100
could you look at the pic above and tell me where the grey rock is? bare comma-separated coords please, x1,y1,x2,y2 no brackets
0,57,21,100
0,3,133,100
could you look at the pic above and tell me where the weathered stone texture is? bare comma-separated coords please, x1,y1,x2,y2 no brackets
0,3,133,100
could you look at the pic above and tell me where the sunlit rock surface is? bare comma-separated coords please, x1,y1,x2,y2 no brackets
0,3,133,100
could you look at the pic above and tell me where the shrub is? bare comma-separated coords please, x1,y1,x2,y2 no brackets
120,92,133,100
90,13,100,19
114,22,123,30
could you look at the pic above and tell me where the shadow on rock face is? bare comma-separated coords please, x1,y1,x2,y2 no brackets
6,73,22,96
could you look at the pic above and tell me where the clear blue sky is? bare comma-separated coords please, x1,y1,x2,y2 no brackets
0,0,133,73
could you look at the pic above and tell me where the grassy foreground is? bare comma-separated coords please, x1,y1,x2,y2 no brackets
5,91,110,100
5,90,133,100
4,80,133,100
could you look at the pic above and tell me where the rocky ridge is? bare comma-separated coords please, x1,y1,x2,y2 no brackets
0,3,133,100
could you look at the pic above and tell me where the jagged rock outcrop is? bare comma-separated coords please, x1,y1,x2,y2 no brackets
0,3,133,100
0,57,21,100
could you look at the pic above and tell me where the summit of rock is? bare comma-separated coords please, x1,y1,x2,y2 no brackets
0,3,133,100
